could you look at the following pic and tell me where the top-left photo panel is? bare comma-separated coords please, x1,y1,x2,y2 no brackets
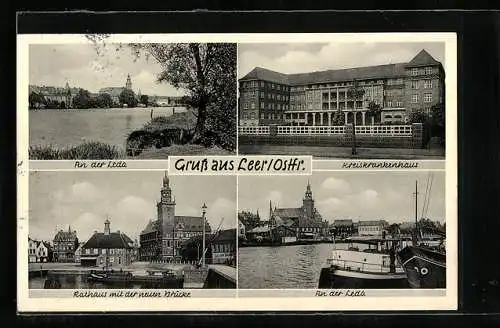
24,36,237,160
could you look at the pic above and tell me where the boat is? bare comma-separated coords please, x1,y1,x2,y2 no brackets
87,269,184,288
397,245,446,288
318,236,409,289
396,178,447,288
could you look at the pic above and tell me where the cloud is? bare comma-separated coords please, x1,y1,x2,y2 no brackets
321,177,351,193
207,197,236,230
267,190,283,207
70,181,104,203
72,212,102,241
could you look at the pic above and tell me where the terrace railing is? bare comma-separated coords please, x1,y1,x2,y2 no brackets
239,125,413,137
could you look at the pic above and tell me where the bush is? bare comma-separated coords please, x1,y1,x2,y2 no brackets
29,141,121,160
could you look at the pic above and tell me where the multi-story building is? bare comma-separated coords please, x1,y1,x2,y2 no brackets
99,74,134,104
139,173,212,261
80,219,135,267
53,226,79,262
269,181,329,241
28,237,38,263
332,219,356,239
357,220,390,237
29,82,76,108
239,49,444,127
210,229,237,266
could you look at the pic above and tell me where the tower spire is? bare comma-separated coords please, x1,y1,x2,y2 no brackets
125,73,132,90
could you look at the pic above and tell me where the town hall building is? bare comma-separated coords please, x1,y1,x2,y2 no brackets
267,181,329,242
139,173,212,261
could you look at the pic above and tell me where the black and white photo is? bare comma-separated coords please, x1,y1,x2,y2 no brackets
28,39,237,159
238,43,446,159
28,171,236,289
238,171,446,289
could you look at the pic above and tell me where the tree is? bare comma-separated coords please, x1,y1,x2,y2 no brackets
139,94,149,107
86,37,236,150
430,102,445,144
119,88,138,107
95,93,113,108
346,80,365,155
72,88,93,109
408,108,429,124
387,223,400,238
29,91,46,109
366,101,382,125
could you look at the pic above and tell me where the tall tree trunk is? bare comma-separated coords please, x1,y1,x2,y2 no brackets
192,101,207,143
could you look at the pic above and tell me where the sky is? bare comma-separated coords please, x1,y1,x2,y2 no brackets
29,44,186,96
238,42,446,79
238,171,445,224
29,172,236,243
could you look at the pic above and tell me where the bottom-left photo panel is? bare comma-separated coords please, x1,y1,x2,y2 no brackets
27,171,237,290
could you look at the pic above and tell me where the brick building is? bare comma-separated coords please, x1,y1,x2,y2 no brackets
238,49,444,127
80,219,136,267
139,173,212,261
52,226,79,263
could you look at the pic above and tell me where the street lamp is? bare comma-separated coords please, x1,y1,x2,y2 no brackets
201,203,207,267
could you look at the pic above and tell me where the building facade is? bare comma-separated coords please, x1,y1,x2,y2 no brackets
80,219,135,267
139,173,212,261
53,226,79,263
332,219,356,239
238,49,445,127
210,229,237,266
269,182,329,241
357,220,389,237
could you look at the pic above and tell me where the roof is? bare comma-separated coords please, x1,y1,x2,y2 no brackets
211,229,236,243
140,216,212,235
240,64,407,86
334,219,354,226
405,49,441,68
273,207,303,219
99,87,126,97
358,220,389,227
240,67,289,84
239,50,443,86
54,230,77,241
298,217,325,228
140,220,160,235
82,232,134,249
273,216,296,228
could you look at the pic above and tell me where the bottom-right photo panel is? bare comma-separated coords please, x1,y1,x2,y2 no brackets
238,171,446,290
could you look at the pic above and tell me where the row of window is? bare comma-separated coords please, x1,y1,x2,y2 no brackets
84,248,127,255
241,80,290,91
410,79,434,89
99,257,122,265
212,243,232,253
359,226,382,231
386,101,404,107
412,93,433,103
410,66,436,76
55,245,73,251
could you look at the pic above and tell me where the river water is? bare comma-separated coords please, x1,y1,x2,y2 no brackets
29,272,145,289
29,107,185,150
238,243,368,289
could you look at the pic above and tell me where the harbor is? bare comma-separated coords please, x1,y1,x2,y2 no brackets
29,262,236,289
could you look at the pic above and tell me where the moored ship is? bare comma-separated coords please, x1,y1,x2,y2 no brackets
318,237,409,289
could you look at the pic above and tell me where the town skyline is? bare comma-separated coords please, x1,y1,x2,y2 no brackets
29,44,187,96
238,172,446,224
29,172,236,243
238,42,446,80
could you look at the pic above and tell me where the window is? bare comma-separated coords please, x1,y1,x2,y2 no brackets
411,68,419,76
260,81,264,87
260,102,264,109
109,257,114,263
424,80,433,89
425,67,434,75
410,80,419,89
93,248,98,255
411,94,419,103
251,102,255,109
424,93,432,103
260,113,264,119
260,93,264,98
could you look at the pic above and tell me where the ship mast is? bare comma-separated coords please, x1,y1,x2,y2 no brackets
413,180,419,246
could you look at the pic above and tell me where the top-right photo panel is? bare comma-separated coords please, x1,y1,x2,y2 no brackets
238,42,447,160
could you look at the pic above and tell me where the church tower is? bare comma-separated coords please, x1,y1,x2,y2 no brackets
125,74,132,90
158,172,176,259
303,180,315,219
64,81,72,109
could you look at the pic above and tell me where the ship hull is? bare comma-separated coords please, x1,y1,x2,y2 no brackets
318,267,409,289
397,246,446,288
